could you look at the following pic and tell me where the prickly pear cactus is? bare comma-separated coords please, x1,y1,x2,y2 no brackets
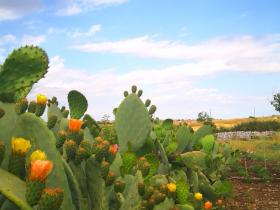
0,46,49,102
115,86,155,153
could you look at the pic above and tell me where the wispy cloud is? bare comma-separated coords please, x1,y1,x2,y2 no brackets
72,34,280,73
30,56,253,119
21,35,46,46
70,24,101,38
0,34,17,45
0,0,42,21
56,0,128,16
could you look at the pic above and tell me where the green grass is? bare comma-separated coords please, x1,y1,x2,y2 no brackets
227,134,280,161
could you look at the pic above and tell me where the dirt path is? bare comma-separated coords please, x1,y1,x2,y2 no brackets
225,179,280,210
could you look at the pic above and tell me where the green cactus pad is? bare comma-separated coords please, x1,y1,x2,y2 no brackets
200,134,215,153
0,168,33,210
176,180,190,204
115,93,151,153
180,151,207,170
0,46,49,103
68,90,88,119
12,113,75,210
176,125,193,153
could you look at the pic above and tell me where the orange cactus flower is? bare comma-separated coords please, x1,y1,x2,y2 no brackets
29,160,53,182
108,144,118,155
204,201,212,210
216,199,222,205
68,119,82,132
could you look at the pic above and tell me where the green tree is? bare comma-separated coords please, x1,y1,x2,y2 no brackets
271,93,280,112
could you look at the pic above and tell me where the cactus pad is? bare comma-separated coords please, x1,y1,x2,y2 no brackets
68,90,88,119
115,93,151,153
0,46,49,102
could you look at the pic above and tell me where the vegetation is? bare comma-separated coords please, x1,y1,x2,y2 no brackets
0,46,236,210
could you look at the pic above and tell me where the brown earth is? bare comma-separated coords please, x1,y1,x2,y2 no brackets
224,179,280,210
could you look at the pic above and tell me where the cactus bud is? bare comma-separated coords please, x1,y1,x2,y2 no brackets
0,107,5,118
8,138,31,179
47,115,58,129
37,188,64,210
114,179,126,193
100,160,110,178
74,147,87,165
137,90,143,97
0,140,5,165
131,85,137,93
35,103,46,117
145,99,151,107
60,106,66,112
30,150,47,162
123,91,129,97
28,101,37,113
26,180,45,206
148,105,157,115
56,130,67,148
138,182,145,196
65,140,77,160
79,140,92,154
62,110,69,118
106,171,116,186
15,98,28,115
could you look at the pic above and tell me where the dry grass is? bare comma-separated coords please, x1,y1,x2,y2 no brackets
227,134,280,161
177,115,280,131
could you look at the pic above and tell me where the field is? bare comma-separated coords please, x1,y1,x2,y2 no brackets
180,115,280,131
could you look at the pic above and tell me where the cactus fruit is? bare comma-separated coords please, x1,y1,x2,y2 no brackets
56,130,67,148
148,105,157,115
0,46,49,103
145,99,151,107
37,188,64,210
8,137,31,179
47,115,58,129
28,101,37,113
15,98,28,115
124,91,129,97
131,85,137,93
114,179,126,193
65,140,77,160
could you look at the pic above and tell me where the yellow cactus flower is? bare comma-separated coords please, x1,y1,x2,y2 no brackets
37,94,47,105
11,137,31,155
167,183,176,192
194,192,203,201
30,150,47,162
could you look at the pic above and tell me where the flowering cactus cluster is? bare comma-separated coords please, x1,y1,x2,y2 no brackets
0,46,237,210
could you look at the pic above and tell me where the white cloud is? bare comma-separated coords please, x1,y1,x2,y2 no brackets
72,34,280,73
29,56,250,120
70,24,101,38
21,35,46,46
0,0,42,21
56,0,128,16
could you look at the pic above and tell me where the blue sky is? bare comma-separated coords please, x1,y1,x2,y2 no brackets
0,0,280,120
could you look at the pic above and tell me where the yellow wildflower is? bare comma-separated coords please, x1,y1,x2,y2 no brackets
194,192,203,201
30,150,47,162
11,137,31,155
167,183,176,192
37,94,47,105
